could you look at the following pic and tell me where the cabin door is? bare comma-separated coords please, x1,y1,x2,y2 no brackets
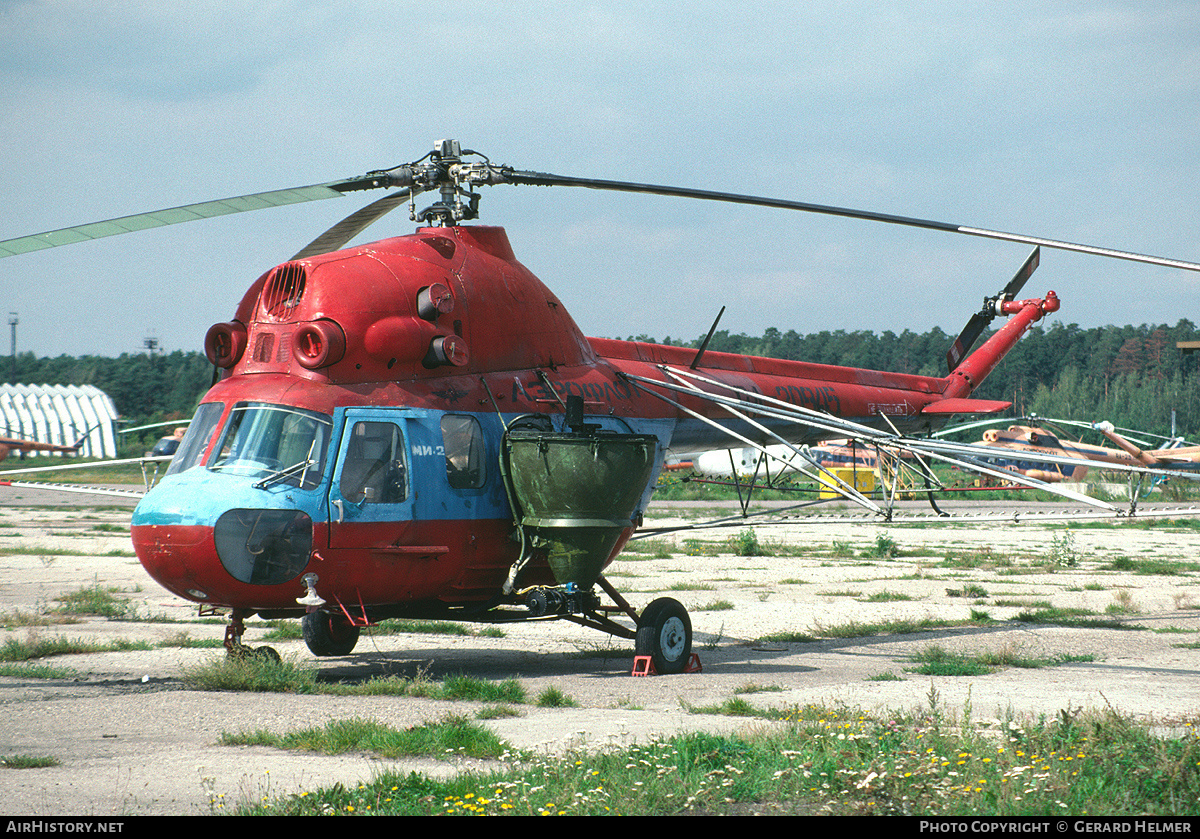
325,409,418,550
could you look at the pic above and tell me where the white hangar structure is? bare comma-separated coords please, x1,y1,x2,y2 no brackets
0,384,120,458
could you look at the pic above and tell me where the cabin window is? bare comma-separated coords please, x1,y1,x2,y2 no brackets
441,415,485,489
208,402,332,490
339,421,407,503
165,402,226,476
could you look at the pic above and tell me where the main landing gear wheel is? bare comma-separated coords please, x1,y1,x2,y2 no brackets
635,597,692,675
302,610,361,656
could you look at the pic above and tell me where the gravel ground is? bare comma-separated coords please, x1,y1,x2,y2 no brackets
1,486,1199,815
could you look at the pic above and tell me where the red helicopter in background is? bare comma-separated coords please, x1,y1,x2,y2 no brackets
0,433,86,463
4,139,1198,673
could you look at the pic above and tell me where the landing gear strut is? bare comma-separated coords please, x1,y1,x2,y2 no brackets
223,608,281,662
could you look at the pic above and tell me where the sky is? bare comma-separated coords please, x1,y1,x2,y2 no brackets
1,1,1198,359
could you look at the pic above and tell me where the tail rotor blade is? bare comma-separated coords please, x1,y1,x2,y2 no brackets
945,247,1040,372
1001,246,1040,301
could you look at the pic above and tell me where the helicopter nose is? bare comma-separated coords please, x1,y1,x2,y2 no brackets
132,481,314,604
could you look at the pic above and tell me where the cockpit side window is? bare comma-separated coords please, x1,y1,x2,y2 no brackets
339,421,407,503
441,415,485,489
164,402,226,476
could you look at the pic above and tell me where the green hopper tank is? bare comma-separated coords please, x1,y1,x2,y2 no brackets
503,428,659,589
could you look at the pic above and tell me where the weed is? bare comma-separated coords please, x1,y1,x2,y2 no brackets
0,633,132,661
158,631,224,649
946,584,988,598
1105,588,1140,615
867,531,897,558
1106,557,1196,576
623,539,673,558
755,630,818,644
829,540,855,557
1050,529,1081,567
694,600,734,611
536,686,579,708
731,529,770,557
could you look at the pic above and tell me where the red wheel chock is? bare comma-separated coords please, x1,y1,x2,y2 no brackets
631,653,702,676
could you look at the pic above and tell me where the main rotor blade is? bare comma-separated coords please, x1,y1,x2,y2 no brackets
0,173,396,259
501,170,1200,273
290,188,414,260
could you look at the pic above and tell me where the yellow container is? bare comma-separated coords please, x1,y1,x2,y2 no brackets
818,468,876,499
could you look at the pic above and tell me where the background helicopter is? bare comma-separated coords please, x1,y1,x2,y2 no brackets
5,139,1200,674
962,419,1200,484
0,433,85,463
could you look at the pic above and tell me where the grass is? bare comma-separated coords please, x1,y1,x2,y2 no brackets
0,661,79,679
180,654,534,703
1105,557,1200,576
694,599,734,611
1010,607,1141,630
906,644,1096,676
1,754,61,769
734,682,782,695
0,633,152,661
53,582,132,619
621,539,674,559
862,590,915,602
536,686,579,708
442,674,526,703
219,715,506,761
231,703,1200,816
0,608,81,627
780,613,995,643
684,697,760,717
946,584,988,598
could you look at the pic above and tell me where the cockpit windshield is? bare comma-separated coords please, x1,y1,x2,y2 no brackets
207,402,332,490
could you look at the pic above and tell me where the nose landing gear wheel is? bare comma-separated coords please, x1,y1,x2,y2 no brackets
635,597,692,675
302,610,361,656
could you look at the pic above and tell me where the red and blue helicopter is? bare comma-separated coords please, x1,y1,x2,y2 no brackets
4,140,1197,673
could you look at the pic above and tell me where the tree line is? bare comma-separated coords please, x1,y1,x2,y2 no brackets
7,351,212,427
8,317,1200,441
